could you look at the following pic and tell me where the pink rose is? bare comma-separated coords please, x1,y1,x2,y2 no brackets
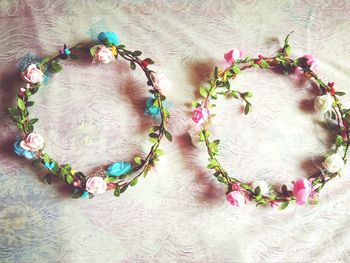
20,133,44,152
224,48,243,65
85,177,107,194
292,178,311,205
191,107,209,125
93,45,115,64
303,54,318,70
227,191,246,207
151,73,172,93
22,64,44,84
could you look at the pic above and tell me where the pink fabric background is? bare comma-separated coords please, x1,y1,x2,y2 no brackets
1,1,350,262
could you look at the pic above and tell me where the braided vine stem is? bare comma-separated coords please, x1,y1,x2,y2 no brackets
193,33,349,209
9,35,172,198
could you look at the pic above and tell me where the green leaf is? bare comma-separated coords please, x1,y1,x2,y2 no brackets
130,61,136,70
149,132,158,138
17,98,26,110
134,156,143,164
43,153,50,164
244,103,252,115
89,47,96,57
72,188,84,198
104,177,116,183
284,45,291,56
27,124,34,133
260,60,269,69
114,187,121,197
26,101,34,107
335,135,343,147
48,62,63,73
70,54,79,60
133,50,142,56
254,186,261,196
43,174,52,185
199,86,208,97
120,184,128,193
214,66,218,79
164,130,172,142
216,175,228,184
279,201,289,210
232,65,241,74
209,140,220,154
231,91,239,99
242,92,253,98
66,174,74,184
335,91,346,96
130,177,138,187
40,57,50,66
284,31,293,45
29,118,38,125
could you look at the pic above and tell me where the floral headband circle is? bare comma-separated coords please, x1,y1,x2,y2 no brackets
9,32,172,199
189,33,349,210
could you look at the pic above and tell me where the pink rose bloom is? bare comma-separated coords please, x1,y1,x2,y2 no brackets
191,107,209,125
303,54,318,70
227,191,246,207
85,177,107,194
151,73,172,93
224,48,243,65
93,45,115,64
22,64,44,84
20,133,44,152
292,178,311,205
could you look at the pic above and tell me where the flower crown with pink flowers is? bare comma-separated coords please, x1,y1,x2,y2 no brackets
9,32,172,199
189,32,349,210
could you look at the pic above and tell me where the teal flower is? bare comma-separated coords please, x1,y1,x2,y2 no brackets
13,136,36,160
98,32,120,46
44,162,55,170
145,97,160,117
81,191,90,199
107,161,133,177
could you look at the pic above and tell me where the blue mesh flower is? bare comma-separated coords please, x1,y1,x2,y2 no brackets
13,136,36,160
107,161,133,177
98,32,120,45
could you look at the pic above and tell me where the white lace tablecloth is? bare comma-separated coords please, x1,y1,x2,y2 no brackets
1,1,350,262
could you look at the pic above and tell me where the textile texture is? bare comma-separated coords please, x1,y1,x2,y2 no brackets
0,0,350,262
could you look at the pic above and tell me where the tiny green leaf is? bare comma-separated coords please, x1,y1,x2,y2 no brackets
133,50,142,56
335,91,346,96
134,156,143,164
17,98,26,110
199,86,208,97
130,177,138,187
130,61,136,70
114,187,121,197
279,201,289,210
164,130,172,142
244,103,252,115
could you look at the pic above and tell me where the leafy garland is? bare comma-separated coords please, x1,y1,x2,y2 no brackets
9,32,172,199
190,33,349,209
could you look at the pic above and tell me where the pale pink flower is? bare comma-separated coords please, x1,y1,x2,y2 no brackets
85,177,107,194
22,64,44,84
224,49,244,65
227,191,246,207
20,133,44,152
191,107,209,125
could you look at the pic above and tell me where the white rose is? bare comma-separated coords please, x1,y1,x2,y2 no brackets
93,45,115,64
322,153,344,173
188,127,203,148
252,180,270,195
151,73,172,93
22,64,44,84
314,94,333,113
20,133,44,152
85,177,107,194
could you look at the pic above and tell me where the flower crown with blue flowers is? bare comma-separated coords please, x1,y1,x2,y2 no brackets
9,32,172,199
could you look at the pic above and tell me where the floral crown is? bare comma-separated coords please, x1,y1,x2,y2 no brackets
9,32,172,199
189,32,349,210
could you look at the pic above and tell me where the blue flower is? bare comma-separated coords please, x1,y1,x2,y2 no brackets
64,48,71,55
98,32,120,46
81,191,90,199
13,136,35,160
44,162,55,170
145,97,161,117
107,161,133,177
